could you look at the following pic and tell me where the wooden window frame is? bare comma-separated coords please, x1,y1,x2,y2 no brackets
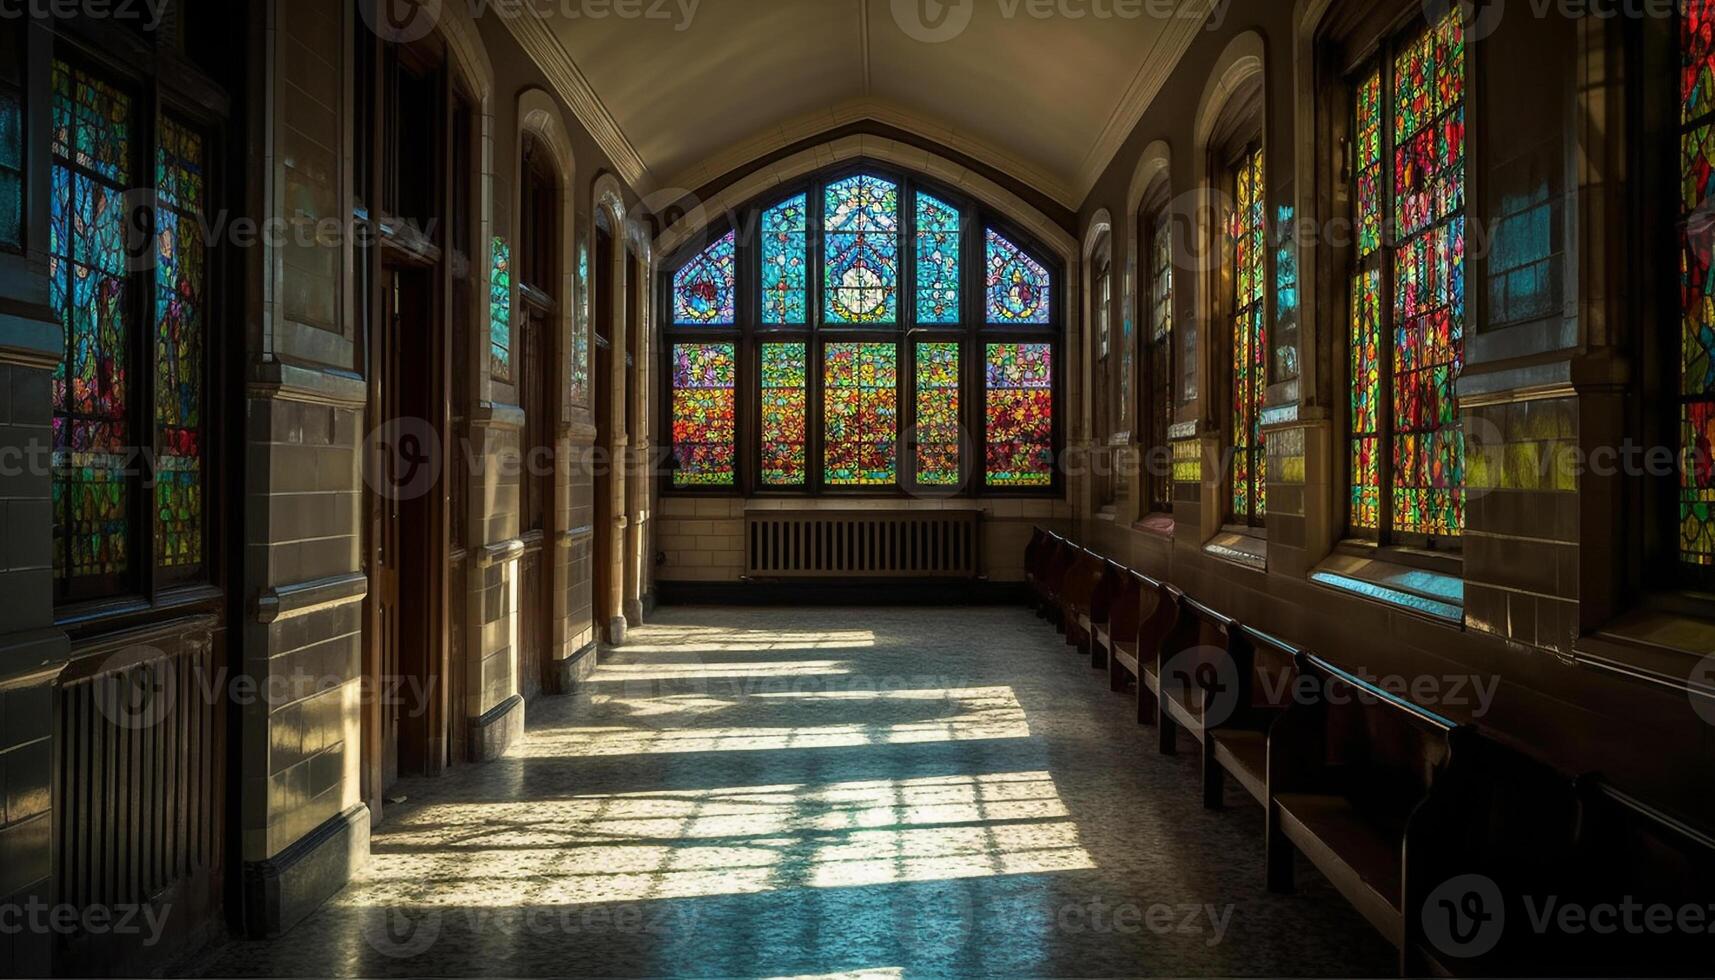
1141,191,1175,516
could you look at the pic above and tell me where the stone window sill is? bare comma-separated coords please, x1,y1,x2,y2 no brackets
1575,605,1715,700
1308,550,1464,625
1134,513,1175,538
1204,527,1267,571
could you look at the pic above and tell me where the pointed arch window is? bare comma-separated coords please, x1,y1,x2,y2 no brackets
660,168,1060,496
672,229,737,326
1681,0,1715,565
1344,6,1467,543
1144,202,1175,514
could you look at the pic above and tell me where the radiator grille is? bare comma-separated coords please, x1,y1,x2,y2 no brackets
746,511,981,579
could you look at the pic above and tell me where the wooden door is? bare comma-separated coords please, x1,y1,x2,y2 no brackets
519,304,548,701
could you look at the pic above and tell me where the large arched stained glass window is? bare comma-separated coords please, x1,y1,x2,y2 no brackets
916,193,961,324
673,229,737,325
661,168,1061,496
1682,0,1715,564
986,229,1052,324
0,22,21,250
671,342,737,487
1230,145,1267,524
824,175,899,324
1345,6,1466,540
762,195,807,324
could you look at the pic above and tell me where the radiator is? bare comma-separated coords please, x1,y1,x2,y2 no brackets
54,615,222,971
745,510,981,579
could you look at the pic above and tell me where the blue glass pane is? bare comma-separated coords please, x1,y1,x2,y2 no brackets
985,228,1052,324
762,194,807,324
915,192,960,324
824,175,899,324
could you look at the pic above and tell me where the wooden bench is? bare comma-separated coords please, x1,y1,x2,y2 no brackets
1398,732,1583,977
1039,536,1079,631
1076,559,1127,669
1553,777,1715,976
1203,624,1304,810
1057,548,1114,655
1095,567,1147,693
1024,527,1052,611
1129,578,1183,728
1151,596,1239,760
1266,653,1475,959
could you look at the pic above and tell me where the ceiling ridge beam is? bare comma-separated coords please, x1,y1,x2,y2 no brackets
499,8,652,192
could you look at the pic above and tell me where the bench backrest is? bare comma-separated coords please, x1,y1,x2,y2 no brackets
1042,538,1078,596
1232,623,1306,719
1136,579,1180,665
1157,596,1236,707
1305,655,1460,822
1024,527,1049,579
1105,569,1146,642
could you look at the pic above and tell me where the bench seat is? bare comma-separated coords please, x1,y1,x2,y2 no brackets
1275,792,1405,942
1210,728,1267,805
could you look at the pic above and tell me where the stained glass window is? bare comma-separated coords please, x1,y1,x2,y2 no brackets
1147,209,1175,513
673,229,737,326
490,236,512,380
155,117,205,571
986,229,1052,324
762,195,807,324
671,343,737,487
761,342,808,486
1683,0,1715,564
915,193,961,324
1118,262,1133,437
0,23,21,251
50,60,133,587
825,175,899,324
915,342,961,486
824,342,898,485
1230,145,1267,523
570,233,590,407
1345,9,1466,539
986,343,1053,487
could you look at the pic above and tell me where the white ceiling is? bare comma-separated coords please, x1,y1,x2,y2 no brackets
541,0,1209,208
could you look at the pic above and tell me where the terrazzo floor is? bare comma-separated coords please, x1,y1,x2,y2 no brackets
193,605,1395,978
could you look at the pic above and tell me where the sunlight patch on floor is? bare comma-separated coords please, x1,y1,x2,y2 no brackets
516,687,1031,758
612,627,878,653
335,772,1092,909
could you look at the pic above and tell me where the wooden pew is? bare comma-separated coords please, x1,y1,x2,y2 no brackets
1152,596,1239,760
1095,568,1146,693
1076,559,1126,669
1039,537,1078,631
1023,527,1051,611
1057,548,1111,654
1203,625,1304,810
1131,579,1183,728
1398,732,1584,977
1265,653,1476,961
1553,777,1715,977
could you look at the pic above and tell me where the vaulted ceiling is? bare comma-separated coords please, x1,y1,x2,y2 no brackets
519,0,1214,209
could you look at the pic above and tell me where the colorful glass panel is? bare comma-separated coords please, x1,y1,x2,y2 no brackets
824,175,899,324
0,89,19,250
1147,211,1175,511
1684,0,1715,563
49,61,132,585
1389,8,1466,537
1355,69,1384,260
489,237,512,380
671,343,737,487
986,229,1052,324
762,195,807,324
673,229,737,326
823,342,898,485
155,117,205,570
915,342,961,486
569,234,590,407
985,343,1053,487
1230,145,1267,521
761,343,808,486
915,192,961,324
1350,269,1382,530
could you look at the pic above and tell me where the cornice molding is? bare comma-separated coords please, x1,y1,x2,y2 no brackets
1073,0,1213,204
498,10,650,191
662,97,1080,210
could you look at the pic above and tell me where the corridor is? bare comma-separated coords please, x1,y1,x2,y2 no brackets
193,607,1391,978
